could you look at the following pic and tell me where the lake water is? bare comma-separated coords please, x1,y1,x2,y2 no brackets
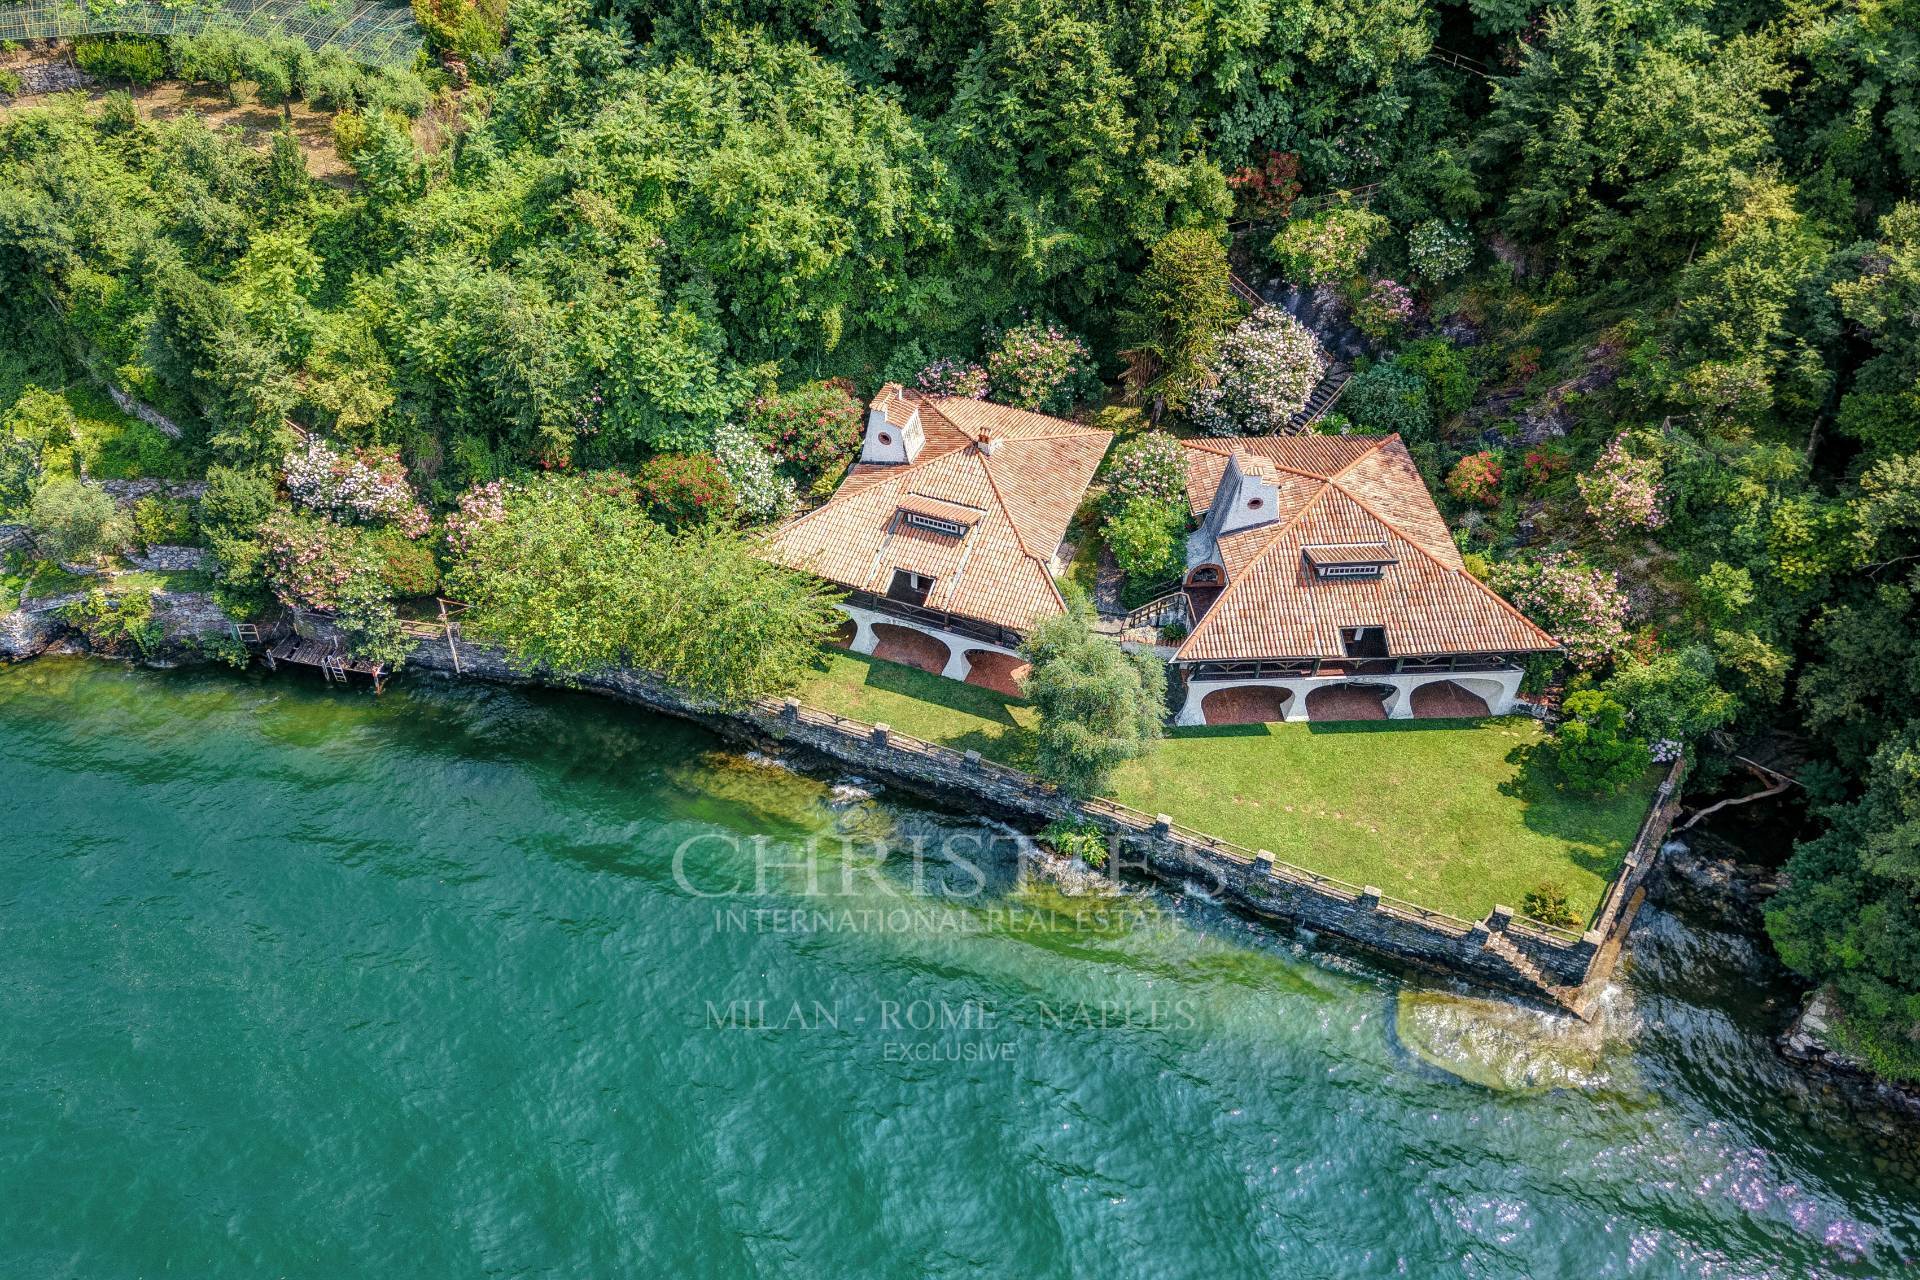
2,659,1916,1278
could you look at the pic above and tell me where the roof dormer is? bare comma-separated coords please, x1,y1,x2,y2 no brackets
861,384,924,465
1302,542,1396,580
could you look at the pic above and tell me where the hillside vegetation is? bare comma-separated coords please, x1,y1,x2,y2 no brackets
1,0,1918,1071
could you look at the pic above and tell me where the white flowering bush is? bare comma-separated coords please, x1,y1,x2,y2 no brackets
1408,220,1473,284
283,438,429,537
1578,434,1667,538
1490,553,1632,670
714,422,797,524
1188,307,1327,435
1102,431,1188,514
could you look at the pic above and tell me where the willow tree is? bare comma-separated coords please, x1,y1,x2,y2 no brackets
444,475,843,706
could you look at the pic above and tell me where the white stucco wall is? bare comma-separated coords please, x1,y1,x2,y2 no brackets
1175,667,1525,726
837,602,1023,682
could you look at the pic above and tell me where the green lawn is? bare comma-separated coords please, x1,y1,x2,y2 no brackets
793,649,1657,924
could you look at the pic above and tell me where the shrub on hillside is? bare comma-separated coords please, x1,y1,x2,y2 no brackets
1446,452,1504,507
1354,278,1414,340
29,479,129,564
1188,307,1326,435
714,422,797,524
1269,206,1388,285
985,321,1099,415
74,37,169,87
1408,220,1474,284
1397,337,1478,417
916,358,989,399
1491,553,1632,671
746,381,862,483
1341,361,1435,439
283,438,429,536
1578,433,1667,537
635,454,733,528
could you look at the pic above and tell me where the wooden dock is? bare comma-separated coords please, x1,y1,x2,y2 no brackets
261,634,388,691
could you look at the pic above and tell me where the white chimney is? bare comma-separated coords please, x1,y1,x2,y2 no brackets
860,384,924,465
1209,453,1280,535
976,431,1001,457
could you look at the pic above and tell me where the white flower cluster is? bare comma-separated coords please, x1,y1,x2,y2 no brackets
283,438,429,536
714,422,797,525
1408,220,1474,283
1188,307,1327,435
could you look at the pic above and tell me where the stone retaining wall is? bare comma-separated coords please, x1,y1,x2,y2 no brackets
401,635,1680,1005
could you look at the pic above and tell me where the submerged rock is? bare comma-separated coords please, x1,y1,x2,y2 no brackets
1394,986,1630,1093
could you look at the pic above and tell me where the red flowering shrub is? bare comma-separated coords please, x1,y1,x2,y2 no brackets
1522,447,1569,489
1227,151,1301,218
636,454,734,528
1446,452,1504,507
747,381,863,483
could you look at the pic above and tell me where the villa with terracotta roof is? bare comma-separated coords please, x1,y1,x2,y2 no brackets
1169,434,1560,725
760,385,1111,694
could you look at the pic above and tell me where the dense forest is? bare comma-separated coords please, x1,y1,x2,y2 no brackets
1,0,1917,1071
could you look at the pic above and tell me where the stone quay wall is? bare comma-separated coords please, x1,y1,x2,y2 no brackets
403,634,1685,1006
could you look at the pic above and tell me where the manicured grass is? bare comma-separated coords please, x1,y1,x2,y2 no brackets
792,651,1039,764
795,648,1657,924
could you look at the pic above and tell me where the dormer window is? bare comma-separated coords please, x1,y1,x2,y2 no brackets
1303,542,1395,580
1341,626,1388,658
904,511,965,537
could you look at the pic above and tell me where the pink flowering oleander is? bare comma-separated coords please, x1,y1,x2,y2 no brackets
1491,553,1631,671
283,439,430,537
444,480,516,559
985,322,1093,412
916,358,990,399
1578,434,1667,538
1189,307,1327,435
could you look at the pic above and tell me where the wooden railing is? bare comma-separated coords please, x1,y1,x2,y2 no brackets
1228,273,1264,309
1123,590,1190,631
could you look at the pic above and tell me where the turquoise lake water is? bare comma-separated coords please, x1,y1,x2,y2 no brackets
2,659,1916,1277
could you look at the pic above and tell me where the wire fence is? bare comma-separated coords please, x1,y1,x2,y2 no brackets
0,0,421,66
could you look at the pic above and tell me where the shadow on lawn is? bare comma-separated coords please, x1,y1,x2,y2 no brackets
853,655,1027,726
1497,738,1657,881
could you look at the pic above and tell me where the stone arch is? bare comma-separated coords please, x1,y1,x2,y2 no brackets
870,623,950,677
1304,682,1392,722
963,650,1029,697
1200,684,1293,725
1408,679,1491,719
1185,563,1225,587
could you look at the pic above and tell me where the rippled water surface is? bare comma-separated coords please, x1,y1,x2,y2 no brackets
3,660,1916,1278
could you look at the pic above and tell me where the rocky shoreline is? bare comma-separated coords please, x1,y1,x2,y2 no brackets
7,603,1919,1117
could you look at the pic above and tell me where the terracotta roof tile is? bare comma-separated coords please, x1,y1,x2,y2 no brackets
1175,435,1558,662
760,390,1110,634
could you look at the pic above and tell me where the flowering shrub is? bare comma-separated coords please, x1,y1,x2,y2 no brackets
1353,277,1414,339
1491,553,1632,670
444,480,512,558
915,358,990,399
1102,431,1188,514
1226,150,1301,218
635,454,733,528
1408,220,1473,284
985,321,1099,414
1104,497,1186,591
1522,446,1570,489
1269,206,1387,285
1578,434,1667,537
1446,452,1504,507
714,422,797,524
1188,307,1327,435
746,381,863,482
1649,737,1684,763
283,438,429,536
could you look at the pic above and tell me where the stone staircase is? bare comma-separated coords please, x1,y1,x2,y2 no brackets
1481,930,1551,991
1278,363,1352,434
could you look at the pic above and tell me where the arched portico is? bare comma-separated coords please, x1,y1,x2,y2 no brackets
834,602,1027,685
1174,666,1527,726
